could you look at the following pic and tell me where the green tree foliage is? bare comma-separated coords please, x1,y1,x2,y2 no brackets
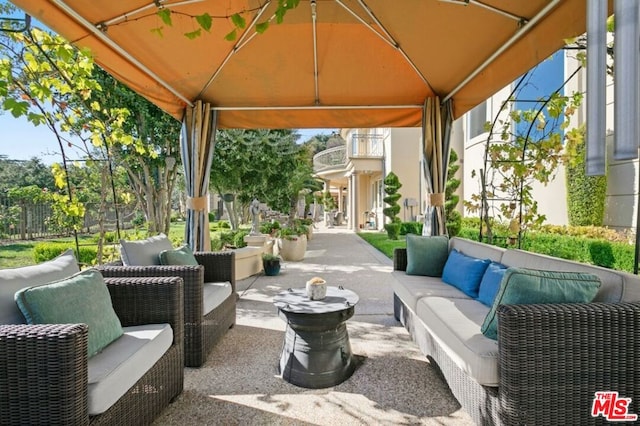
445,149,462,237
0,157,54,193
0,24,160,256
383,172,402,240
210,129,319,229
564,126,607,226
89,68,181,235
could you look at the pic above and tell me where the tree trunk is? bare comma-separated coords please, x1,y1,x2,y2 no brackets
224,200,238,230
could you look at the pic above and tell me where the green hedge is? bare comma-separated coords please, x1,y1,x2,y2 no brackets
33,242,97,266
400,221,422,236
458,226,635,273
365,224,636,273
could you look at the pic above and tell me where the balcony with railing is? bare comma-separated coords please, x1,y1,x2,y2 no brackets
350,134,384,158
313,145,347,173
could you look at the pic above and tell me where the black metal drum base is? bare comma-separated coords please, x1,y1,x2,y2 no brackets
278,310,356,388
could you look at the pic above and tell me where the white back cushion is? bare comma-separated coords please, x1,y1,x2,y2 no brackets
119,234,173,266
0,249,79,324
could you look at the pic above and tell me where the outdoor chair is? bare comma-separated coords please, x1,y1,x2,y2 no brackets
0,250,185,425
97,235,237,368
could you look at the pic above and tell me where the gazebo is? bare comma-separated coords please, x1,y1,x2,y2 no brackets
10,0,614,250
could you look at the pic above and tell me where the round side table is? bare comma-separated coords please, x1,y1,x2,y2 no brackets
273,286,359,388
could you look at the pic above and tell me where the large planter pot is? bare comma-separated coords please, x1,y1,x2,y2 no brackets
278,234,307,261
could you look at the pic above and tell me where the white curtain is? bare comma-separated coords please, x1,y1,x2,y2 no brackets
421,97,453,236
180,100,217,251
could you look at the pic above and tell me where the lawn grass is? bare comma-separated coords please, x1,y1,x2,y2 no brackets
0,242,39,268
357,231,406,258
0,221,223,269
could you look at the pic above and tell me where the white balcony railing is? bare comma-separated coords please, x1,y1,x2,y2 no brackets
350,134,384,157
313,145,347,172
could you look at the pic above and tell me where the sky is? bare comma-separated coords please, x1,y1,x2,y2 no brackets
0,112,336,164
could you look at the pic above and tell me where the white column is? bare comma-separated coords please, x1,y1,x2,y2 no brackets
352,173,359,230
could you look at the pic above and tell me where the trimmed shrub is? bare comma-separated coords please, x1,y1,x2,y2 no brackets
33,242,97,266
383,172,402,240
400,221,423,236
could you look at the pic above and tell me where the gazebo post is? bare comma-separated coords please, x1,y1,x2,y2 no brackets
180,101,217,252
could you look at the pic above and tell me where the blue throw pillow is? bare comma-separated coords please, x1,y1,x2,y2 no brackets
481,268,601,340
441,249,491,298
477,262,508,306
405,234,449,277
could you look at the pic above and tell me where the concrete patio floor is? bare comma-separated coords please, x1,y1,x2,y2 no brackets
154,225,475,425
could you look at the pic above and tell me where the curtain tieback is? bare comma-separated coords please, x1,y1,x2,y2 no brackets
429,193,445,207
186,196,207,211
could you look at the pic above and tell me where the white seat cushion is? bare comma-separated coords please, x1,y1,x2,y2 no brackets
391,270,470,312
87,323,173,415
203,281,232,315
416,297,499,386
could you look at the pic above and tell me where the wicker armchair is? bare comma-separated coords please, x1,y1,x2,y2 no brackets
97,250,236,367
0,276,184,426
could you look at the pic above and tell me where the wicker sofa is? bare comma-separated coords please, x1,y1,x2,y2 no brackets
0,251,184,425
97,243,237,368
392,236,640,425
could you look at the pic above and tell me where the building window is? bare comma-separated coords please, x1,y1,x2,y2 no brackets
468,101,487,139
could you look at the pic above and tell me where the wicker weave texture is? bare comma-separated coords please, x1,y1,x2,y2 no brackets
0,276,184,425
97,250,236,367
0,324,89,426
394,246,640,425
498,302,640,425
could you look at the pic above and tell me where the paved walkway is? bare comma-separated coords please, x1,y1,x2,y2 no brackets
236,224,398,331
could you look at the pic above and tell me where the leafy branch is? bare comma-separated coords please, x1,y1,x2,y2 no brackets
150,0,300,40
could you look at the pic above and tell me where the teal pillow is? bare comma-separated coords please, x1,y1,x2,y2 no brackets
405,234,449,277
14,269,124,357
441,249,491,298
477,262,508,306
159,245,198,266
481,268,601,340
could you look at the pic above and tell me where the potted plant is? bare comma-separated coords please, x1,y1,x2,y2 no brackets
262,252,281,276
277,223,308,261
297,218,314,240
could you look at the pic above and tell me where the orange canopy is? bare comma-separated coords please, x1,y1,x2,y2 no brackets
11,0,599,128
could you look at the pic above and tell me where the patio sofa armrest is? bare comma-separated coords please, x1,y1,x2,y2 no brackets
195,250,236,292
497,301,640,425
393,248,408,272
104,276,184,346
98,264,202,324
0,323,89,425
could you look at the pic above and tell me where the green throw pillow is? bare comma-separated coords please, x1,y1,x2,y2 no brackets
405,234,449,277
481,268,601,340
14,269,124,357
159,244,198,266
